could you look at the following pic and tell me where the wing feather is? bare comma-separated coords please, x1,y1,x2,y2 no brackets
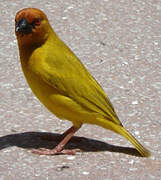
32,40,122,125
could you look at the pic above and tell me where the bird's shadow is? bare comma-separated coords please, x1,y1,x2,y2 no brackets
0,131,142,157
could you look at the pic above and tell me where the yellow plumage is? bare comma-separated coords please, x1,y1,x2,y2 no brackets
15,8,151,157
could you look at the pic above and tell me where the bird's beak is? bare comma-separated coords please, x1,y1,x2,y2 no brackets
16,18,33,34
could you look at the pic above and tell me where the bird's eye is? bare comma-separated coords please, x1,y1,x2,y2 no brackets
34,18,41,26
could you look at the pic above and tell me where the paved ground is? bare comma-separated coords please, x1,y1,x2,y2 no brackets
0,0,161,179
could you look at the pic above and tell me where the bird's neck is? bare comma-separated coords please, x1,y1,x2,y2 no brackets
18,28,57,68
18,44,37,67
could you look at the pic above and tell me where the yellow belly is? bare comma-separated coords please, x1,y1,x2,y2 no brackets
22,68,98,127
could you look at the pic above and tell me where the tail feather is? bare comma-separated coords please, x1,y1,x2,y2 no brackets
118,126,151,157
97,118,151,157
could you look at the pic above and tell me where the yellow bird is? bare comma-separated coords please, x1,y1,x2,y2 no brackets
15,8,151,157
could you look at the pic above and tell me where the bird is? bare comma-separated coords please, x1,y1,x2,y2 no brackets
15,8,151,157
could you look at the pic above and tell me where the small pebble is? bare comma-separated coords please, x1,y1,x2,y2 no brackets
134,131,140,135
132,100,138,105
66,156,75,160
82,171,89,175
129,160,134,165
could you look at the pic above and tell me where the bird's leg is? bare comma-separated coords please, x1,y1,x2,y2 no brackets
32,126,80,155
41,125,82,142
40,127,73,142
61,125,78,137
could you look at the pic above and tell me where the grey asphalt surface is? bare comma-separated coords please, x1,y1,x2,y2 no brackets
0,0,161,179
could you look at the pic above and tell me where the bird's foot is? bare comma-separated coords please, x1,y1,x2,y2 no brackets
31,148,81,155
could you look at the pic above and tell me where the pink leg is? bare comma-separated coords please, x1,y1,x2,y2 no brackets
32,126,80,155
40,126,75,141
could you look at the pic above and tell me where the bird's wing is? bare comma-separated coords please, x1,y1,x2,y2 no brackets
31,41,121,125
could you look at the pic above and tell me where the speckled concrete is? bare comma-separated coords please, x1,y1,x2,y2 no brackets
0,0,161,179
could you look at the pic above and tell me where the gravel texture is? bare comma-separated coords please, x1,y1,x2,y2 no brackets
0,0,161,179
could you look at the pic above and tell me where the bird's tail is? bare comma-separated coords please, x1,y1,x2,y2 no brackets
96,118,151,157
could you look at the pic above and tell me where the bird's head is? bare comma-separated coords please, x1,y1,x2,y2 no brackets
15,8,52,48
